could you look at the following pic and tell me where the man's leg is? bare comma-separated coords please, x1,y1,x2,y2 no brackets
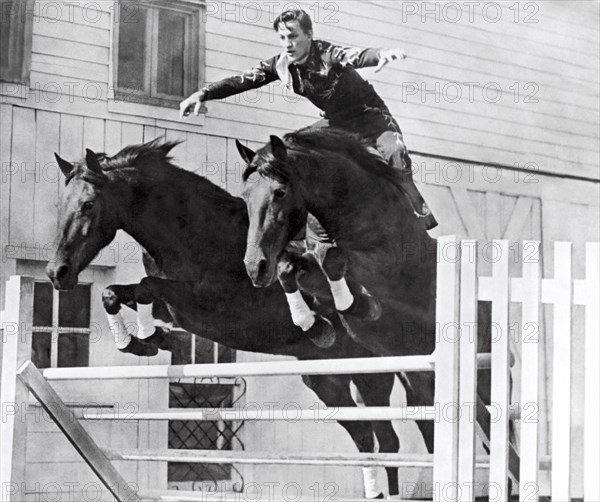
375,130,438,230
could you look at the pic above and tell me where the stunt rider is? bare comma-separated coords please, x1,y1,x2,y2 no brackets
180,8,437,230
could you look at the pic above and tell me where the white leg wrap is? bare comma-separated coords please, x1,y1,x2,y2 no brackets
362,466,380,499
136,302,155,339
285,291,316,331
107,313,132,349
327,277,354,311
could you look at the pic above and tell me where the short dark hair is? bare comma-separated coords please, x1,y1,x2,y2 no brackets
273,9,313,34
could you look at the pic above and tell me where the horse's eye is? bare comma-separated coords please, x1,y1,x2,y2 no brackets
82,201,94,212
273,188,286,199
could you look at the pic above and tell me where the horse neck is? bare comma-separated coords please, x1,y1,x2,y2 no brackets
299,156,436,276
115,172,248,272
299,158,398,242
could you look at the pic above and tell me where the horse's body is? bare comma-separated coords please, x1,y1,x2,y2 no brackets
240,127,519,482
46,140,436,498
240,129,438,355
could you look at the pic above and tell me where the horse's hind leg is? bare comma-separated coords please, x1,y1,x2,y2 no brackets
277,252,336,349
301,373,386,499
320,246,382,321
352,372,400,498
397,371,435,454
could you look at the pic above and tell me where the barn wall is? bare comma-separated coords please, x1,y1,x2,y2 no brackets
0,0,598,499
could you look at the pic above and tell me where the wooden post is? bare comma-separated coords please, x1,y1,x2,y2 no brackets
17,361,141,502
433,235,461,502
0,276,34,501
512,241,541,502
574,242,599,502
542,242,572,501
458,240,478,502
479,241,511,502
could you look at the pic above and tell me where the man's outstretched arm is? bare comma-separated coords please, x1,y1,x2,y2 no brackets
180,57,279,118
326,44,407,73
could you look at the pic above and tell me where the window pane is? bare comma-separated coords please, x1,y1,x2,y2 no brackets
32,332,52,369
169,382,234,482
33,282,53,326
0,1,14,68
58,284,90,328
157,10,185,96
57,332,89,367
118,5,147,91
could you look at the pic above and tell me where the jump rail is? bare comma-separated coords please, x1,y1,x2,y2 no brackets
2,237,599,502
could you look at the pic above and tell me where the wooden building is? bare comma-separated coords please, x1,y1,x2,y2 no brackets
0,0,598,500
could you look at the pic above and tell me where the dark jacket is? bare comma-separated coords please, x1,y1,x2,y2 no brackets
203,40,398,137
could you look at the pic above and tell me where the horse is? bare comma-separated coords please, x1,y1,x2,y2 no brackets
237,127,520,484
45,139,434,498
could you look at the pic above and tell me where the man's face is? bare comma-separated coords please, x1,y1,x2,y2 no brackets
277,21,312,64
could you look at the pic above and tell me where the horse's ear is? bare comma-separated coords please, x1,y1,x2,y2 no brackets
85,149,104,175
269,135,287,162
236,139,255,165
54,153,74,177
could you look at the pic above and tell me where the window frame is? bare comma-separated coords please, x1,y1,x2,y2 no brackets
0,0,34,84
32,280,92,368
112,0,204,108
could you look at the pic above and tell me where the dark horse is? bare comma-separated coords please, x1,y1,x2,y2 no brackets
238,127,520,484
46,140,436,498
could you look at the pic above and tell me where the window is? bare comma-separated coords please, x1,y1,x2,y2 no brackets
113,0,204,107
167,331,245,492
31,281,92,368
0,0,34,84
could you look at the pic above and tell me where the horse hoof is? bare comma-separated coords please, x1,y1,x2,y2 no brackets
102,288,121,315
306,316,336,349
118,337,159,357
340,293,382,321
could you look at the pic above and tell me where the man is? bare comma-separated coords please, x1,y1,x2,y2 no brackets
180,9,436,229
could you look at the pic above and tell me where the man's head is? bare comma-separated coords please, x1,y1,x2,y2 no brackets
273,9,313,64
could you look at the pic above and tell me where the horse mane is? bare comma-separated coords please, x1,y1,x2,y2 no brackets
101,138,183,171
68,138,236,204
242,126,405,192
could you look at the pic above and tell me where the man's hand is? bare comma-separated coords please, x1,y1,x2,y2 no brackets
179,90,205,119
330,46,347,65
374,48,407,73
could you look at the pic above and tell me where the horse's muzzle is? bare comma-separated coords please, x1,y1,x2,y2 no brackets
46,262,77,290
244,255,276,288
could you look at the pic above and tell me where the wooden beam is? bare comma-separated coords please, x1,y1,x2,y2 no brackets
574,242,600,502
105,448,440,468
458,240,478,501
542,242,573,501
0,276,34,500
433,235,460,502
17,361,141,502
512,241,541,502
80,406,438,422
41,355,436,380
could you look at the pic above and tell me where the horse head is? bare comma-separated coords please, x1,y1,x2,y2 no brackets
237,136,307,287
46,149,119,289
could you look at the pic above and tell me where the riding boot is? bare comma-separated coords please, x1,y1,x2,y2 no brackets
374,130,438,230
397,168,438,230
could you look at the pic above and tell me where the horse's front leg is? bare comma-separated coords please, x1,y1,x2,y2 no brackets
320,246,382,321
277,252,336,349
101,283,165,356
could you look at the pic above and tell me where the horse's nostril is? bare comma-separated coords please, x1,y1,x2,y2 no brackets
55,265,70,281
257,259,267,278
